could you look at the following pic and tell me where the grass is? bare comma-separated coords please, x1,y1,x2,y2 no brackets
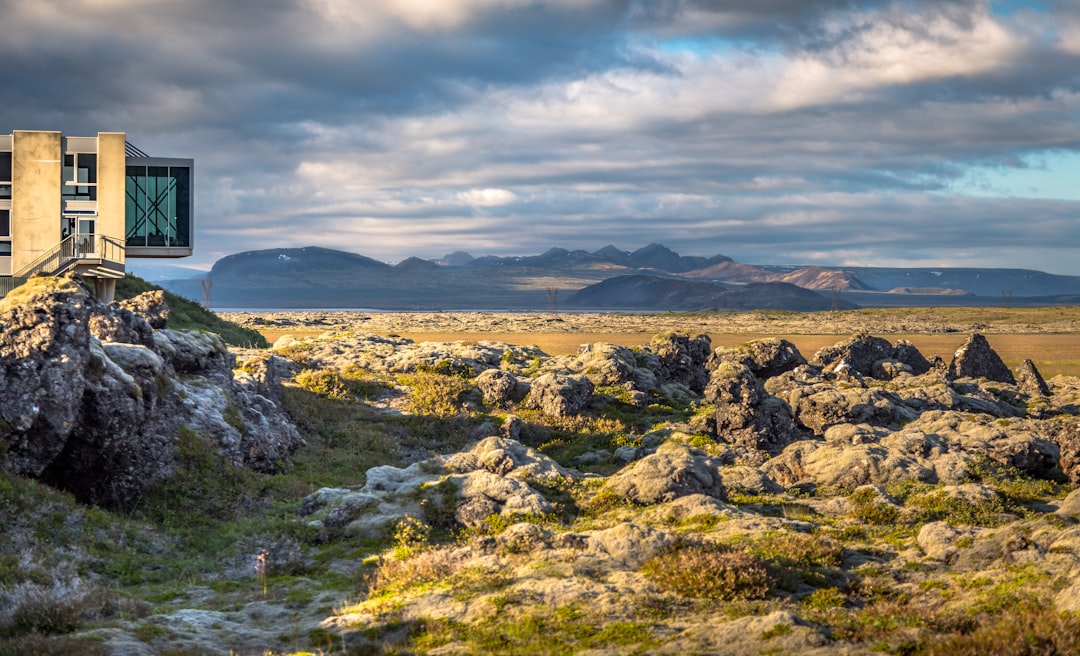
6,298,1080,653
116,274,268,348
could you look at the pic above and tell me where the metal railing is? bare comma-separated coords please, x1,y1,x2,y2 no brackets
0,276,23,298
11,234,126,279
13,234,79,278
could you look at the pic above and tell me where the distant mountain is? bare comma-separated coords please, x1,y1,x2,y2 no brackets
777,267,874,291
395,256,440,271
156,243,1080,310
209,246,390,278
436,251,475,266
564,275,854,311
625,243,733,273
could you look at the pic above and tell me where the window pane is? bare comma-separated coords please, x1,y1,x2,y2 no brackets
126,166,148,246
0,152,11,182
0,241,11,257
171,167,190,248
0,210,8,237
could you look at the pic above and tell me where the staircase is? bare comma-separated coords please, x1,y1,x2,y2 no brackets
1,234,125,299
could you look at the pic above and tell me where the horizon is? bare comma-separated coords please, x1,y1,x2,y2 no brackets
126,240,1080,280
6,1,1078,274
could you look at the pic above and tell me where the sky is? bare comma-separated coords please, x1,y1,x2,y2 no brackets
2,0,1079,273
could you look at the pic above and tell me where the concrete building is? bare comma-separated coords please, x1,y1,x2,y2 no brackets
0,130,193,302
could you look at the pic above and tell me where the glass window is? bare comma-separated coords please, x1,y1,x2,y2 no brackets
0,241,10,257
126,164,191,248
0,151,10,199
0,209,8,237
62,153,97,200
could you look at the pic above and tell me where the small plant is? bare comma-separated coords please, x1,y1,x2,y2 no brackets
393,516,432,559
400,371,474,418
849,488,901,525
641,544,774,601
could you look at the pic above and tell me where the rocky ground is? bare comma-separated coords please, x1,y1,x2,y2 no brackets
4,279,1080,655
221,306,1080,337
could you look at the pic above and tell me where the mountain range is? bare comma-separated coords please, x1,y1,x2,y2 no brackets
152,244,1080,311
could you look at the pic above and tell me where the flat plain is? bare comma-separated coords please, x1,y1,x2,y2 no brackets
225,306,1080,377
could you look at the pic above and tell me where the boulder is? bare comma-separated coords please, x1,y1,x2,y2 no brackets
0,276,93,476
788,384,918,434
1015,359,1051,397
894,339,933,376
0,274,302,509
811,333,895,377
525,373,594,417
703,362,803,453
1051,419,1080,486
641,333,711,394
89,299,155,347
711,337,806,380
948,334,1015,384
601,441,726,505
475,369,526,407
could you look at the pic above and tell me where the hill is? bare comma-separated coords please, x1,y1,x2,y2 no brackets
565,275,853,311
156,244,1080,310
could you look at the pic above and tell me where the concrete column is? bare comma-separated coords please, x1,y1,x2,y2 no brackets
11,131,61,274
96,132,126,266
94,277,117,303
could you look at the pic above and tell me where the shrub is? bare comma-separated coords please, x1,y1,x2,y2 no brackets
641,545,774,601
849,488,901,525
922,600,1080,655
0,579,109,637
294,368,386,401
400,371,474,418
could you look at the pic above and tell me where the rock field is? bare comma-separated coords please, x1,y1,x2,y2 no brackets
5,281,1080,655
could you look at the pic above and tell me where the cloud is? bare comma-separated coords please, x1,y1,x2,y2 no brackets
457,188,519,206
1,0,1078,275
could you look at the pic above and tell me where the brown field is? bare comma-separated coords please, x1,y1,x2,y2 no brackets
256,328,1080,378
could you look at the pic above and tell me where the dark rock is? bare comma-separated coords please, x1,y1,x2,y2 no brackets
710,337,806,380
894,340,932,375
89,302,155,347
476,369,525,407
642,333,711,394
703,362,804,453
1052,419,1080,486
0,276,93,476
811,333,895,377
790,384,918,434
1015,359,1050,397
0,274,302,509
948,334,1015,384
525,373,594,416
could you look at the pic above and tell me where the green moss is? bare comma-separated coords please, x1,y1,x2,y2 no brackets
115,274,267,348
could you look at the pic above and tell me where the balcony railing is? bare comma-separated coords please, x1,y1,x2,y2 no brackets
12,234,125,279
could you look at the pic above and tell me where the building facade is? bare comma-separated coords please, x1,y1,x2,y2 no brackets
0,130,193,302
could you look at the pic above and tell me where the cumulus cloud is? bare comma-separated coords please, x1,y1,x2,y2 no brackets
1,0,1078,273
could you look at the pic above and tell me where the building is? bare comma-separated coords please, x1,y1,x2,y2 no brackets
0,129,193,302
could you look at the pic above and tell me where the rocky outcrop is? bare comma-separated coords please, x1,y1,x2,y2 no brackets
811,333,896,377
475,369,527,407
600,441,727,505
702,362,804,453
641,333,712,394
711,337,806,379
0,274,303,509
948,333,1015,383
299,436,575,535
1016,359,1051,397
525,373,594,417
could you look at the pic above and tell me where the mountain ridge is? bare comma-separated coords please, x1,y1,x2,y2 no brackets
161,244,1080,310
